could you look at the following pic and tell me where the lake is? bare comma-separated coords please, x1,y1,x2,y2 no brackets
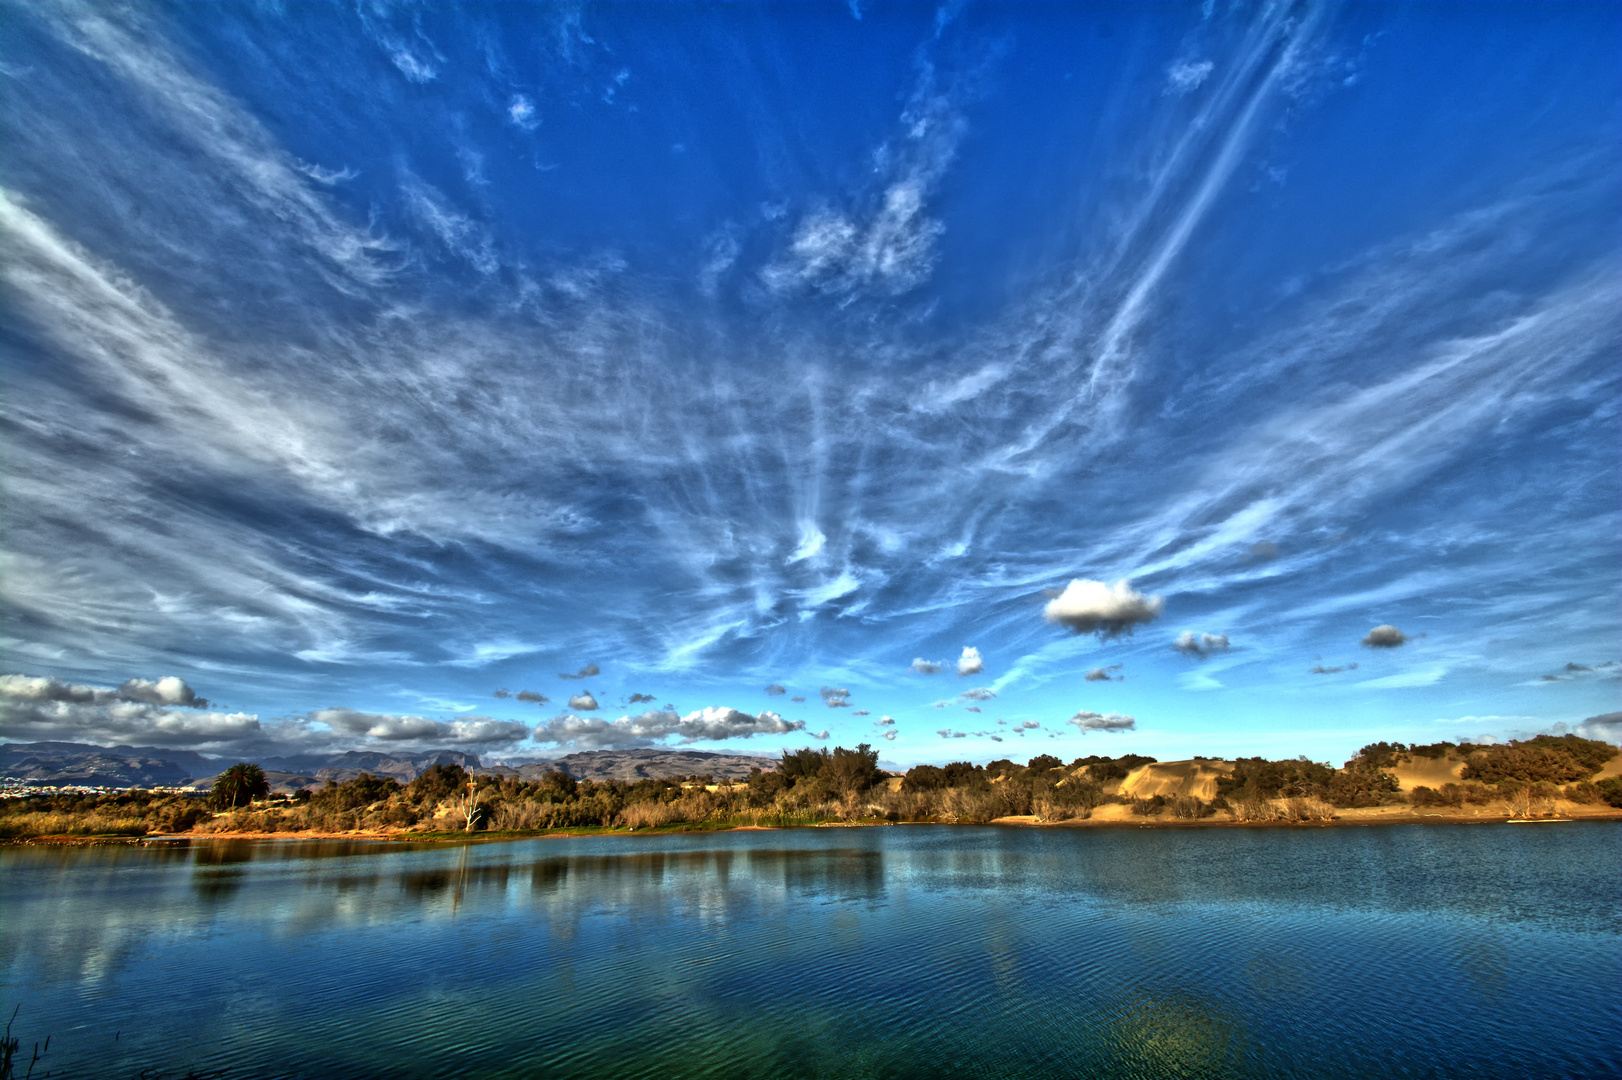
1,823,1618,1079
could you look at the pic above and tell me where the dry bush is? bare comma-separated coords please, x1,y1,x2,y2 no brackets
1504,786,1558,819
1033,796,1089,822
1168,796,1207,820
1229,797,1334,823
1563,781,1600,804
616,800,686,829
874,788,940,822
0,810,149,837
937,786,1005,824
493,801,549,831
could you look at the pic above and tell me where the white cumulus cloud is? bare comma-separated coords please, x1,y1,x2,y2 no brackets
532,707,804,750
1173,631,1230,658
1044,579,1164,637
957,646,984,677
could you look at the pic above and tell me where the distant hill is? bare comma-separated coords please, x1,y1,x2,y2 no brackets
0,741,781,791
481,748,777,782
257,749,482,785
0,742,484,790
0,741,218,788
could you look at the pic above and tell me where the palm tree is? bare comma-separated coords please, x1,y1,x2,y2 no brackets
212,762,270,809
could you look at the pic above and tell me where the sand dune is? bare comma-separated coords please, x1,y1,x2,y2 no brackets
1115,760,1233,802
1386,754,1468,791
1593,755,1622,781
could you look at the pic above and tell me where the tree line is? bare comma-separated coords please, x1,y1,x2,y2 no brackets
1,734,1616,839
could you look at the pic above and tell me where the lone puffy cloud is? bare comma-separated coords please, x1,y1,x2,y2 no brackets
116,677,210,708
533,707,804,750
627,693,656,704
1044,579,1163,638
1361,625,1408,648
1173,632,1230,658
1069,710,1136,733
820,686,851,708
1085,665,1123,682
568,692,599,711
516,690,549,704
956,647,984,677
765,684,787,696
560,664,601,680
911,658,943,675
960,687,996,701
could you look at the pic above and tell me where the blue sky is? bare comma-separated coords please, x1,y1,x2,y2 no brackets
1,1,1617,767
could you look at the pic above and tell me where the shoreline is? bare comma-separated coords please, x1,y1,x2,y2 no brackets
7,805,1621,847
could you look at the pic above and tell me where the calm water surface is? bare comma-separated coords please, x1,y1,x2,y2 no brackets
1,823,1618,1079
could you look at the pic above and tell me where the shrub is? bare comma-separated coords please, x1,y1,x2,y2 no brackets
1462,735,1617,784
1409,782,1495,808
1070,754,1157,783
1219,757,1334,802
1329,769,1404,808
1345,742,1406,770
1563,781,1600,804
1168,796,1210,820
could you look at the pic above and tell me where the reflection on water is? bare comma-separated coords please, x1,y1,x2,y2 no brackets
1,825,1618,1079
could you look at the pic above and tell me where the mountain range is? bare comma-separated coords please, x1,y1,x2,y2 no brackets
0,742,777,790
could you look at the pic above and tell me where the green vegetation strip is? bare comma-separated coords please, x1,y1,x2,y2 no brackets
2,736,1617,840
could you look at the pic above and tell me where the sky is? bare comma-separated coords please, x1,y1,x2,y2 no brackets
1,1,1618,768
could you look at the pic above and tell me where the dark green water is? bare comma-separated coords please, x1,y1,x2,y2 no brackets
0,823,1617,1079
